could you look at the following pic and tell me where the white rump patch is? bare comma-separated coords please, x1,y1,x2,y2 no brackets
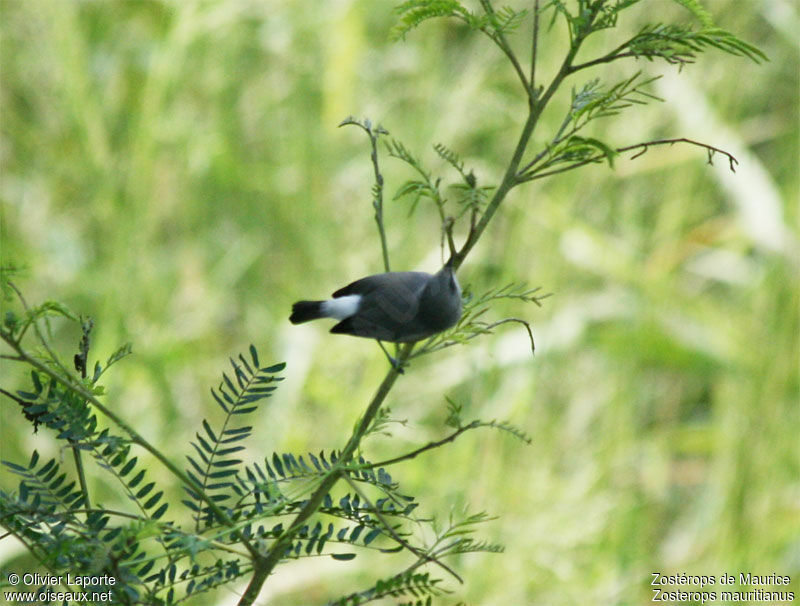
322,295,361,320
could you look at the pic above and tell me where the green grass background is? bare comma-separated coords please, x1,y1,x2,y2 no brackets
1,0,798,604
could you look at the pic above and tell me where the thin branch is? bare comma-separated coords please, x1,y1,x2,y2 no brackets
568,34,642,74
0,387,31,409
479,0,531,96
414,315,538,360
371,130,391,272
519,136,740,183
340,117,392,271
517,155,604,182
2,507,251,559
572,51,645,72
530,0,540,93
342,473,464,584
8,283,74,382
444,216,457,260
240,344,411,605
517,144,552,178
516,112,601,179
358,421,481,469
71,322,92,513
455,30,584,269
485,318,536,353
0,525,64,581
70,445,91,511
617,137,739,172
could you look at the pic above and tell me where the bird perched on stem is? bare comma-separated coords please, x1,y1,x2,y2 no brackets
290,260,462,371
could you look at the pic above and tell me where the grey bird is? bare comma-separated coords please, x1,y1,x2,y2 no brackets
290,261,462,370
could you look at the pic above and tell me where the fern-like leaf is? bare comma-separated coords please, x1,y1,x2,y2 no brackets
626,24,766,65
670,0,714,28
91,429,169,520
92,342,133,382
391,0,475,40
433,142,464,175
184,346,285,529
520,73,661,180
489,6,529,36
592,0,643,31
12,371,98,440
3,450,85,512
388,139,445,215
414,283,548,357
329,571,448,606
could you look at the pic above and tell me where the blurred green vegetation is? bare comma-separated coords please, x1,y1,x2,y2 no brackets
1,0,798,604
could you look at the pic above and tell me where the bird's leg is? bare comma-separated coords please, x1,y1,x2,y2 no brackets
376,340,406,374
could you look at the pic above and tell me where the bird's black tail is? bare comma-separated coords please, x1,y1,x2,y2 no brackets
289,300,326,324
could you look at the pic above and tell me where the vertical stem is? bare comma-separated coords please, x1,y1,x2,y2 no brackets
369,129,391,273
339,118,391,272
455,38,582,270
453,110,535,270
238,344,411,606
530,0,540,90
71,443,91,511
73,320,91,512
479,0,531,94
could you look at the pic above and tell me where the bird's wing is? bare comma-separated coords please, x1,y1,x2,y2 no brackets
329,272,434,342
331,272,428,298
330,315,397,341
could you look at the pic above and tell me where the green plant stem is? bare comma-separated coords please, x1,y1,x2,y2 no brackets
2,506,251,559
479,0,531,95
341,118,391,272
238,344,412,606
369,129,391,273
568,34,642,73
530,0,540,90
519,155,602,182
359,421,481,469
517,137,742,184
455,31,584,269
70,442,91,511
342,473,463,583
616,137,740,171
